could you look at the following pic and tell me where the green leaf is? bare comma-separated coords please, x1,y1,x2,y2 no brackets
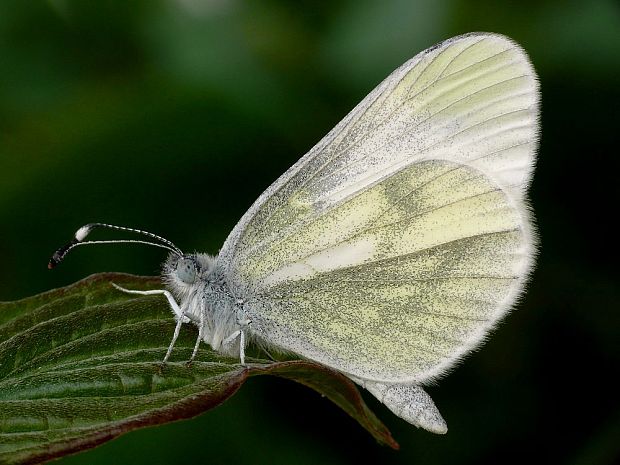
0,273,398,464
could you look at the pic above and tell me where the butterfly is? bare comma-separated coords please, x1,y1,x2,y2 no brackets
50,32,539,434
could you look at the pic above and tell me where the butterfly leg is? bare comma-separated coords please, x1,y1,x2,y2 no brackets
236,303,252,365
111,283,186,320
222,306,251,365
190,298,207,362
163,309,187,362
223,330,241,345
111,283,187,362
222,325,249,365
239,328,246,365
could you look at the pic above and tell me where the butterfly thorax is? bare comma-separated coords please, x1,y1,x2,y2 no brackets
162,252,240,356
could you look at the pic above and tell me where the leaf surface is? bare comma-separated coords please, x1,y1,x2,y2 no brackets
0,274,397,464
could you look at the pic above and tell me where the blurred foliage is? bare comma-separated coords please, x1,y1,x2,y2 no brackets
0,0,619,464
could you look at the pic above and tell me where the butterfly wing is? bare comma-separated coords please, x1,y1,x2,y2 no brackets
219,32,539,384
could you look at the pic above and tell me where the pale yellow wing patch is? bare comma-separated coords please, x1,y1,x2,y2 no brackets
242,160,530,383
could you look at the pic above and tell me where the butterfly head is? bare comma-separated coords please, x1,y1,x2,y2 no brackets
175,256,199,284
163,253,201,286
162,252,216,295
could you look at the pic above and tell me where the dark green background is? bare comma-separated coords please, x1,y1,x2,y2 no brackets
1,1,619,464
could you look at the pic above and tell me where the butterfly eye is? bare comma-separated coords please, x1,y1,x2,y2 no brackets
176,258,197,284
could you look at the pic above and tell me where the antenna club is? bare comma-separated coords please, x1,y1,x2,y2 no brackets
75,225,93,241
47,239,77,270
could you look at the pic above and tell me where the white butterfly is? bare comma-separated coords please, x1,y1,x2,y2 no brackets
50,32,539,434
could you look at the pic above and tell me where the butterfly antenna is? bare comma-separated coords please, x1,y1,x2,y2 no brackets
48,223,183,269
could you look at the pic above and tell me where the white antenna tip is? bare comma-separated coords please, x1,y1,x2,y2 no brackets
75,225,92,242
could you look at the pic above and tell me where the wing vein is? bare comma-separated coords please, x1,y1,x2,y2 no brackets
334,275,518,283
261,294,489,324
336,228,520,270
